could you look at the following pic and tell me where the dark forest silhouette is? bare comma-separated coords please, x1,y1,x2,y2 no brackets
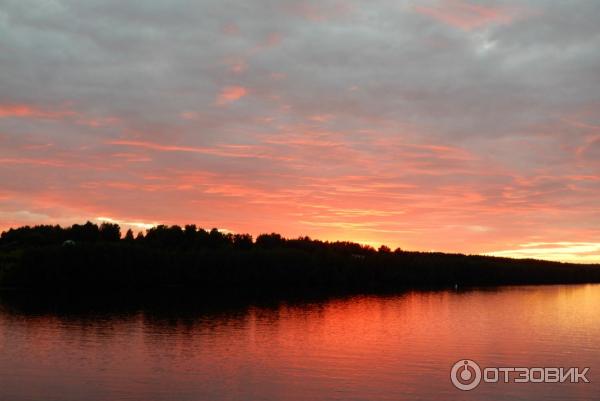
1,222,600,294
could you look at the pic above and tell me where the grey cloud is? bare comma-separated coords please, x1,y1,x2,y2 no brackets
2,0,600,251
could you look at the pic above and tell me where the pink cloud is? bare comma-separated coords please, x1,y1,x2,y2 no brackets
0,157,67,167
265,32,282,47
180,111,198,120
0,104,76,119
308,114,335,123
0,103,119,129
108,139,289,161
216,86,248,105
415,0,518,31
221,22,240,36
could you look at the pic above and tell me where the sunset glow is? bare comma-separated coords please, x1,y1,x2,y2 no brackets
2,1,600,262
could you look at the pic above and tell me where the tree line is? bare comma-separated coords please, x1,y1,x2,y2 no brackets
1,222,600,294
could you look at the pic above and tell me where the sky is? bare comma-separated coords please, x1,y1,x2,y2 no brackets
1,0,600,263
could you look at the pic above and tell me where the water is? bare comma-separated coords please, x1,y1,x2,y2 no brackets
1,285,599,400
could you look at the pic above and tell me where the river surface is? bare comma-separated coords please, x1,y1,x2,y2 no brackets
0,284,599,400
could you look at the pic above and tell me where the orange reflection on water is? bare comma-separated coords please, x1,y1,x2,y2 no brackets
1,285,600,400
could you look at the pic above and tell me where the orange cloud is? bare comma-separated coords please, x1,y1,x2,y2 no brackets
0,104,76,119
216,86,247,105
0,104,34,117
108,139,288,160
415,0,517,31
0,157,67,167
0,104,118,128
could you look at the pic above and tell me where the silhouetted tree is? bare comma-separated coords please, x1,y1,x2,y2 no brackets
208,228,231,248
233,233,253,249
197,228,210,247
99,223,121,242
256,233,285,248
145,225,184,247
184,224,197,243
124,229,135,242
68,222,100,242
378,245,391,253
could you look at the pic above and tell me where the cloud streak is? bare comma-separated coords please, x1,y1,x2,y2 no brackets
0,104,76,119
414,0,518,31
216,86,248,105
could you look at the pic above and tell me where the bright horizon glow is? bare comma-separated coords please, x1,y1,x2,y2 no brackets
2,1,600,263
487,243,600,264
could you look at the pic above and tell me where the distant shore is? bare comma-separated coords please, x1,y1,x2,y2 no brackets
2,222,600,296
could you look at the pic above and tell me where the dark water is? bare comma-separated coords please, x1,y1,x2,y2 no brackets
0,285,598,400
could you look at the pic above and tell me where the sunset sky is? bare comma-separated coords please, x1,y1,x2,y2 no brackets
1,0,600,262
